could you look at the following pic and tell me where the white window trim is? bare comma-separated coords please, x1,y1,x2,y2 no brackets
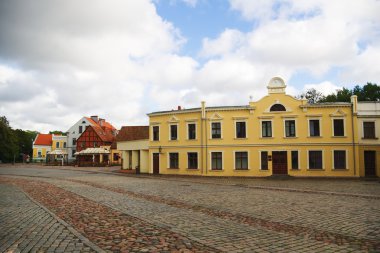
283,118,297,138
151,125,160,141
291,150,300,170
186,122,197,140
234,120,248,139
187,151,199,169
260,120,273,138
362,120,377,138
308,118,322,137
307,150,324,170
209,151,224,171
233,150,250,170
210,121,223,139
167,152,179,169
332,149,348,170
331,118,346,137
259,150,269,171
168,123,179,141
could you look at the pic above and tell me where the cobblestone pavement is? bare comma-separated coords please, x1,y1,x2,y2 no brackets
0,165,379,252
0,183,98,253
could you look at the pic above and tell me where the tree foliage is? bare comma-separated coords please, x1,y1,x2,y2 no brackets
299,82,379,103
0,116,37,163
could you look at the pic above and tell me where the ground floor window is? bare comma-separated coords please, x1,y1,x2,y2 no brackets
309,151,322,169
211,152,223,170
235,151,248,170
334,150,346,169
291,151,299,170
261,151,268,170
169,153,179,169
187,152,198,169
113,153,119,161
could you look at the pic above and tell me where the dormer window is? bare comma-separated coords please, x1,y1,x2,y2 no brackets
270,104,286,112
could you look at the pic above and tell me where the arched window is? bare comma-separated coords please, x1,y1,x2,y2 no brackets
270,104,286,112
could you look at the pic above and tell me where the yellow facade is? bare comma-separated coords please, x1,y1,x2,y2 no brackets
32,146,50,160
148,77,369,177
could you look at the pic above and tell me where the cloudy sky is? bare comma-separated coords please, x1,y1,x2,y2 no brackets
0,0,379,133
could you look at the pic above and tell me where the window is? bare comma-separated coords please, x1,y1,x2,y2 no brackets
188,123,196,140
363,122,376,139
63,142,66,148
291,151,299,170
236,122,246,138
38,150,42,158
79,125,83,134
169,153,179,168
187,152,198,169
93,141,97,147
270,104,286,112
285,120,296,137
261,151,268,170
309,151,322,169
235,152,248,170
170,125,178,140
81,142,85,148
72,150,76,157
334,150,346,169
113,153,119,161
309,120,320,137
72,138,76,145
56,142,59,148
152,126,159,141
333,119,344,136
262,121,272,137
211,152,223,170
211,122,221,139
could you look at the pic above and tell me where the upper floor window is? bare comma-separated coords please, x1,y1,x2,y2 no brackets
285,120,296,137
270,104,286,112
188,123,196,140
72,138,76,145
63,142,66,148
211,152,223,170
170,125,178,140
79,125,83,134
309,119,320,137
236,121,246,138
169,153,179,169
152,126,159,141
235,151,248,170
363,122,376,139
56,142,59,148
211,122,221,139
262,121,272,137
333,119,344,137
93,141,97,147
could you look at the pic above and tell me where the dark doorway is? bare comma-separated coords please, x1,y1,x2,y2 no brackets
272,151,288,175
364,151,377,177
153,153,160,174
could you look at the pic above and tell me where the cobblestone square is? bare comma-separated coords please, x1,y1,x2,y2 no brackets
0,165,379,252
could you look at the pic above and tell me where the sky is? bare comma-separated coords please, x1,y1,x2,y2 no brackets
0,0,379,133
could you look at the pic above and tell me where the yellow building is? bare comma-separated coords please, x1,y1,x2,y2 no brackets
32,134,52,162
147,77,368,177
356,101,380,177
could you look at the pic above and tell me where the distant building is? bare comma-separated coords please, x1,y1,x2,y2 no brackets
32,134,52,162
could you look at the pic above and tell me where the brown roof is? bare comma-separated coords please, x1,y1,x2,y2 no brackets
91,125,116,143
116,126,149,142
34,134,52,146
85,117,116,131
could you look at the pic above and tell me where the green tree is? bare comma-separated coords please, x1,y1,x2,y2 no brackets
297,88,325,104
0,116,18,163
321,87,352,102
353,82,380,101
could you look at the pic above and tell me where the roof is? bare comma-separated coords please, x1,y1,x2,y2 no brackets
34,134,52,146
75,147,110,155
147,105,250,116
48,149,67,155
91,125,116,143
85,117,116,131
116,126,149,142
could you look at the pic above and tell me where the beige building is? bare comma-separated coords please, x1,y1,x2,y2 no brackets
116,126,149,173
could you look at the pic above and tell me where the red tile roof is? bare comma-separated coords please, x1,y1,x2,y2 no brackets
116,126,149,142
34,134,52,146
92,125,116,143
85,117,116,131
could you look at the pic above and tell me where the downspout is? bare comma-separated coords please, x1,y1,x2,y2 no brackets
201,101,206,175
351,95,358,176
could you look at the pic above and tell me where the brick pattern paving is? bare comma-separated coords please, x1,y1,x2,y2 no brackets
55,178,378,252
0,176,219,253
0,184,96,253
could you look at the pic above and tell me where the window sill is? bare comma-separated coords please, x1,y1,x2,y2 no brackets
291,168,300,171
234,169,249,171
168,167,179,170
234,137,248,140
283,136,298,139
260,137,273,139
186,139,198,141
307,169,325,171
332,136,346,138
332,168,348,171
169,140,179,142
187,168,199,170
362,137,378,140
308,136,322,138
209,138,223,140
259,169,269,172
209,169,224,171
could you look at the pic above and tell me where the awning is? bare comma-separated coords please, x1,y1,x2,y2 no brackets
48,149,68,155
75,147,110,155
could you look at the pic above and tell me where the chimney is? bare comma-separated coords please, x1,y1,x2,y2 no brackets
90,115,98,122
99,118,104,127
177,106,182,110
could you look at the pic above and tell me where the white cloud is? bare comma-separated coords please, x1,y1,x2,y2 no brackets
303,81,342,96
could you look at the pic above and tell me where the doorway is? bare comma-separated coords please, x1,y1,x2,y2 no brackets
272,151,288,175
364,151,377,176
153,153,160,174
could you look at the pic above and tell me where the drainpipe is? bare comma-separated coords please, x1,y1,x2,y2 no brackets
201,101,206,175
351,95,358,176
